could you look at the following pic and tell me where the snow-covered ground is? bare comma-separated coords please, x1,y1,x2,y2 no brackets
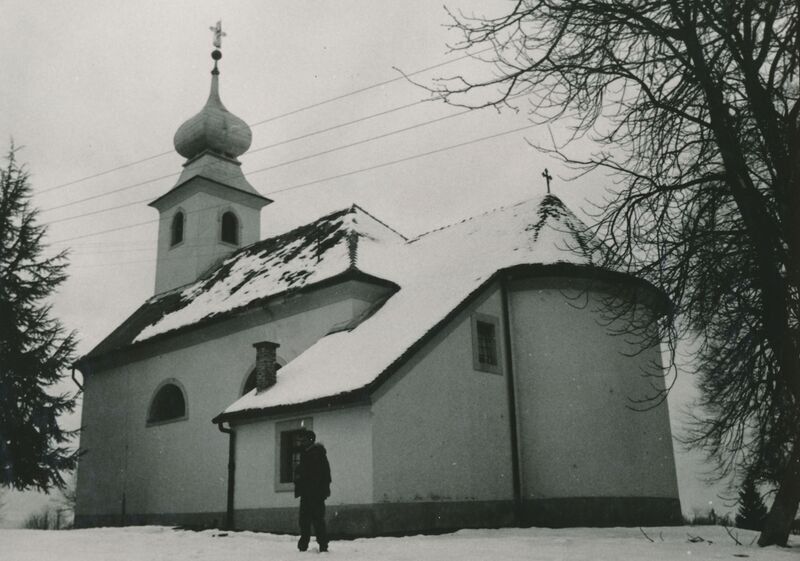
2,525,796,561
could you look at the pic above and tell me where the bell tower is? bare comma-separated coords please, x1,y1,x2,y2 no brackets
150,26,271,294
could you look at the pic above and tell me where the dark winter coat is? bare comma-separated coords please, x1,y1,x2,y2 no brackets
294,442,332,499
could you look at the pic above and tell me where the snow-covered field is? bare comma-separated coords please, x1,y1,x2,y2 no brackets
2,526,797,561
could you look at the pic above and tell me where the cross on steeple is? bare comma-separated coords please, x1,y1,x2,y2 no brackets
209,20,226,49
541,168,553,194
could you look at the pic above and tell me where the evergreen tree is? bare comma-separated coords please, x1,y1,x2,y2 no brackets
0,146,79,491
736,475,768,531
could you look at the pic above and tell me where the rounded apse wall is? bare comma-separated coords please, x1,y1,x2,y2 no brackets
506,276,681,526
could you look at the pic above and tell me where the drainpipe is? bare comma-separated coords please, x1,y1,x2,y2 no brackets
71,367,83,391
500,277,523,524
217,421,235,530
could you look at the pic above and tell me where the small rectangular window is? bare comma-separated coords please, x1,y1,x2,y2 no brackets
476,320,497,366
472,313,502,374
279,429,306,484
275,418,312,492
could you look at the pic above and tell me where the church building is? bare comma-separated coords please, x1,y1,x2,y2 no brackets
74,42,681,535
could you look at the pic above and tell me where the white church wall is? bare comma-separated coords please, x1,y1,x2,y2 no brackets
76,280,388,525
233,406,373,511
371,283,515,504
508,277,679,501
75,367,129,518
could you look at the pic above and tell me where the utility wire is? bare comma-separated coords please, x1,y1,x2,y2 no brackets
267,123,536,197
45,104,475,225
37,152,175,196
42,172,181,215
50,122,536,245
37,47,492,196
242,46,492,129
249,98,426,154
40,96,430,215
52,218,156,244
44,87,527,223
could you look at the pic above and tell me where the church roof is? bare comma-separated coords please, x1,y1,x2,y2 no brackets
80,205,405,361
216,194,616,421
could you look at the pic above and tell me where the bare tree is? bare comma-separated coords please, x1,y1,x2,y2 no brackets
429,0,799,546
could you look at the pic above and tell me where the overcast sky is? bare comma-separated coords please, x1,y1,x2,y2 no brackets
1,0,733,525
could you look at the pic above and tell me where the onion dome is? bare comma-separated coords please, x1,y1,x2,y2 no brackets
173,51,252,161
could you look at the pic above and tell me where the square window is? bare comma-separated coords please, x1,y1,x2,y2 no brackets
471,313,502,374
279,429,306,484
275,418,312,492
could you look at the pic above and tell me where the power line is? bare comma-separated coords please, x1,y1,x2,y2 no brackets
51,218,156,244
37,47,491,196
67,240,156,248
40,96,430,215
47,197,153,225
44,87,527,224
267,123,537,196
68,239,219,257
44,105,475,225
243,46,492,129
41,172,180,215
248,98,427,154
37,152,176,196
70,246,154,256
69,242,220,262
49,122,536,245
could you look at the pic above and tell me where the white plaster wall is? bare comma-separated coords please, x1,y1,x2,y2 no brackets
371,286,515,503
234,407,373,509
76,282,387,519
509,279,679,500
154,188,260,294
75,368,128,516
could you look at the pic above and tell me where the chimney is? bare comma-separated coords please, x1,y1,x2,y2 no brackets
252,341,280,392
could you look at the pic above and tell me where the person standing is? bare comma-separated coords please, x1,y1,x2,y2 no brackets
294,429,331,552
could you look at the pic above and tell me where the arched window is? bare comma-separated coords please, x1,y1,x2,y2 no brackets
221,211,239,245
148,382,187,424
242,363,283,395
170,212,184,246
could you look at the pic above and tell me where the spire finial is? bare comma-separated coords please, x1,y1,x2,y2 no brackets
541,168,553,195
173,21,252,161
209,21,226,74
209,20,226,49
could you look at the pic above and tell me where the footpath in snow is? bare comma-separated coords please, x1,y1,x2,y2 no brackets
2,525,797,561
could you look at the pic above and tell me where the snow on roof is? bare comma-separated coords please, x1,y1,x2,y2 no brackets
131,205,406,343
222,194,599,417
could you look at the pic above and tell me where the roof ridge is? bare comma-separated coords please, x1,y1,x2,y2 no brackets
220,206,354,260
409,195,546,243
265,206,352,242
145,207,356,305
347,204,409,241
